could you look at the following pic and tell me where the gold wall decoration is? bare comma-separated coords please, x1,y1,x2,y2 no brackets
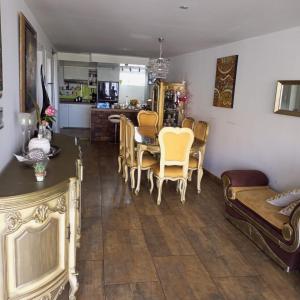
213,55,238,108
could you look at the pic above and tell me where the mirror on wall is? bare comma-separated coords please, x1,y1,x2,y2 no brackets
274,80,300,117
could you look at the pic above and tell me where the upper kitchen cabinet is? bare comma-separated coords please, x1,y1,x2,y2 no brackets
64,66,89,80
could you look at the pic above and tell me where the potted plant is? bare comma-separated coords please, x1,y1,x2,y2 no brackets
34,162,47,182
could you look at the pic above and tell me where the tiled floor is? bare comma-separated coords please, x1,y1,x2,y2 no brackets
60,140,300,299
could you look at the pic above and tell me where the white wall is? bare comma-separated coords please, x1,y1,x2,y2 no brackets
0,0,53,172
119,85,146,104
169,27,300,191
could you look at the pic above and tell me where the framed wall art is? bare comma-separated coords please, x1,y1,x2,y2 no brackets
0,6,3,97
213,55,238,108
19,13,37,112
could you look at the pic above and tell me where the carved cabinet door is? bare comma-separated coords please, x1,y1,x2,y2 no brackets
0,194,68,300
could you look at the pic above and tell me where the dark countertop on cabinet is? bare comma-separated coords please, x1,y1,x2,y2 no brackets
0,134,79,198
60,100,95,105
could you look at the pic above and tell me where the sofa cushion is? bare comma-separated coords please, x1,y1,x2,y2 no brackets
266,189,300,207
229,186,270,200
279,199,300,216
236,188,289,230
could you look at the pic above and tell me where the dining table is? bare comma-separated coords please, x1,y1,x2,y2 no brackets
134,126,206,194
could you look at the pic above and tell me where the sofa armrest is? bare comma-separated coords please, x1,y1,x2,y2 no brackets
221,170,269,201
221,170,269,187
282,203,300,244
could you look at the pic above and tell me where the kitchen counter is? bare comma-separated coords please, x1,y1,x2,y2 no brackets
91,108,140,142
60,100,96,105
91,108,140,112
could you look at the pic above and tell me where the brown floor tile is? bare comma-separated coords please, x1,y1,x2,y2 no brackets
154,256,224,300
141,215,195,256
105,282,165,300
215,276,279,300
78,217,103,261
104,230,158,284
77,260,104,299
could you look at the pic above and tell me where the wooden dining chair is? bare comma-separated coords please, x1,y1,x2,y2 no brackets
182,117,195,130
124,119,157,189
137,110,159,128
149,127,194,205
118,114,127,174
189,120,209,193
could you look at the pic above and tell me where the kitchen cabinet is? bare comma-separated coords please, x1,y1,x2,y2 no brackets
59,103,94,128
64,66,89,80
59,103,69,128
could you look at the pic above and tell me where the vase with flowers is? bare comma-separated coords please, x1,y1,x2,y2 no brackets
177,91,190,125
35,104,57,141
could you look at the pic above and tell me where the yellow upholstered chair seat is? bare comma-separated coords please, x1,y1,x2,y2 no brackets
188,157,198,169
152,164,184,178
236,188,289,230
127,154,157,168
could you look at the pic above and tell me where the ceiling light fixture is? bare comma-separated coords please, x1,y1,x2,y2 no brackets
148,37,170,80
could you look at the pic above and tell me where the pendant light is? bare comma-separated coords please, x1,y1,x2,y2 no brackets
148,37,170,80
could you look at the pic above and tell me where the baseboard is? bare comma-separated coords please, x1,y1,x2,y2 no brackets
204,169,222,185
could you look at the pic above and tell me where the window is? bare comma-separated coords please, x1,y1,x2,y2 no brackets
119,64,146,86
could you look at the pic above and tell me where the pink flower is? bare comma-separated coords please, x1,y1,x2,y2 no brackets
45,106,56,117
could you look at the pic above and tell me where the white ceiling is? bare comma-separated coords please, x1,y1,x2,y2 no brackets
25,0,300,58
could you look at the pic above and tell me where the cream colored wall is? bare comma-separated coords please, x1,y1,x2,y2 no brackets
0,0,53,172
169,27,300,190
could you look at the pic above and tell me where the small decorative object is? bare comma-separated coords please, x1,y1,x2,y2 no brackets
34,161,47,182
129,99,139,107
28,135,51,154
19,13,37,113
40,65,51,118
19,112,33,154
213,55,238,108
27,148,48,162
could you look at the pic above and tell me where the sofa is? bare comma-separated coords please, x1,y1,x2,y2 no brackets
221,170,300,272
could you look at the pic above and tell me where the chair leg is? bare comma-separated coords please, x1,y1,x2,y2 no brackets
176,181,180,193
122,161,126,178
181,179,187,203
157,179,164,205
197,168,204,194
135,167,141,195
118,156,122,173
156,178,160,189
188,169,193,181
130,168,136,190
149,171,154,194
124,165,128,183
